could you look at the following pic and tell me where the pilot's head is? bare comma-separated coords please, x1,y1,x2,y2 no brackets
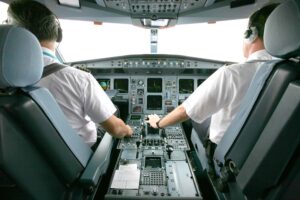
7,0,62,44
243,3,279,58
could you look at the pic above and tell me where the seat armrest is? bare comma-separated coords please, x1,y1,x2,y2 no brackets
79,133,114,187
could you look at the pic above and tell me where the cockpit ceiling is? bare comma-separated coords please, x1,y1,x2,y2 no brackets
104,0,206,19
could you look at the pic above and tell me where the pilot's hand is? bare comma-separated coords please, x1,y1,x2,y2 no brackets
145,114,160,128
125,125,133,137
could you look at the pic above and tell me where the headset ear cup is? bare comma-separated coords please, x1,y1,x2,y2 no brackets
56,26,62,43
244,29,252,39
245,26,258,43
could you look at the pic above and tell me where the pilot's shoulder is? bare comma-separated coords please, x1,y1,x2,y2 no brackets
60,65,92,79
222,61,253,72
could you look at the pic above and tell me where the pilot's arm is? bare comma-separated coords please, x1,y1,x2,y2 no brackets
147,66,232,129
147,105,189,129
84,73,133,138
100,115,133,138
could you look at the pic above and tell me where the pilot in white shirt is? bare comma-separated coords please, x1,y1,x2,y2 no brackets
182,49,272,144
7,0,133,147
147,4,277,146
39,47,117,146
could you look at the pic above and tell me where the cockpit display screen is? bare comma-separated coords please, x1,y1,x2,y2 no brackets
97,79,110,91
145,157,162,169
147,78,162,93
198,79,205,86
130,115,141,120
179,79,194,94
147,95,162,110
114,79,128,93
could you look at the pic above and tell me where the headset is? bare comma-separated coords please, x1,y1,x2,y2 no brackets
52,14,63,43
8,12,62,43
36,14,63,43
56,19,63,43
244,26,258,43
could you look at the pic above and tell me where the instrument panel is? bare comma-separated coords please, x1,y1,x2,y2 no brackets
72,54,229,115
119,114,189,151
106,114,200,199
96,75,209,115
71,55,230,200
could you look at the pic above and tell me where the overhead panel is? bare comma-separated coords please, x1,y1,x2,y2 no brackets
179,0,207,13
100,0,210,19
129,0,181,19
103,0,131,13
90,0,234,27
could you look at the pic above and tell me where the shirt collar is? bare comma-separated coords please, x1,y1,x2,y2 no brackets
246,49,273,62
42,47,61,66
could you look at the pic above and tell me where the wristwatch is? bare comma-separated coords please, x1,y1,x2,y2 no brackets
156,119,162,129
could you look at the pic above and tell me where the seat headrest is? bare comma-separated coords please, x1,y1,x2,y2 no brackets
264,0,300,59
0,25,43,88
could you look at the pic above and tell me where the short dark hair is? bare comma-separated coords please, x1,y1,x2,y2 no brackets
8,0,60,42
248,3,279,39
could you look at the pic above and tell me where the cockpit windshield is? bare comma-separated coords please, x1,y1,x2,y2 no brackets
58,19,248,63
0,2,248,63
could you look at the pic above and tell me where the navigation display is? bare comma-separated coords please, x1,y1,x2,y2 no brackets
147,78,162,93
179,79,194,94
114,79,129,93
147,95,162,110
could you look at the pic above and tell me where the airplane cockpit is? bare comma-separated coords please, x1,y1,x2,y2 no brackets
0,0,299,200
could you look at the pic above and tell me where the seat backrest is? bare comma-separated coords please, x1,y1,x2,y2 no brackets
214,0,300,169
214,60,299,168
212,0,300,198
0,25,93,200
237,80,300,199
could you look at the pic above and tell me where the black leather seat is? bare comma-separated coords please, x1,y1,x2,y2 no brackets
0,25,115,200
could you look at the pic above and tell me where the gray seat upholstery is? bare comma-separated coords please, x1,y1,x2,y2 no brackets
191,118,211,170
0,25,114,200
236,80,300,199
191,0,300,199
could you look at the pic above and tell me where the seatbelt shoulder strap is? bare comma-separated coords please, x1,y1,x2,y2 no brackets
42,63,67,78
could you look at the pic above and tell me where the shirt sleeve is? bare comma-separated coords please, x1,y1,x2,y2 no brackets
182,66,233,123
83,73,116,123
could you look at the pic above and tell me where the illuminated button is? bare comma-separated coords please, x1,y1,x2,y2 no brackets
138,80,144,85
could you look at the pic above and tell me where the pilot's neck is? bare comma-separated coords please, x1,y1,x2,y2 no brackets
40,40,56,52
247,39,265,58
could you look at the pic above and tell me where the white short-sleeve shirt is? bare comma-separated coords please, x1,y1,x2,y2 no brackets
182,50,273,144
38,47,116,145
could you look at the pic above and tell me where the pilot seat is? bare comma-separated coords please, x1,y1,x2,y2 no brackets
0,25,115,200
